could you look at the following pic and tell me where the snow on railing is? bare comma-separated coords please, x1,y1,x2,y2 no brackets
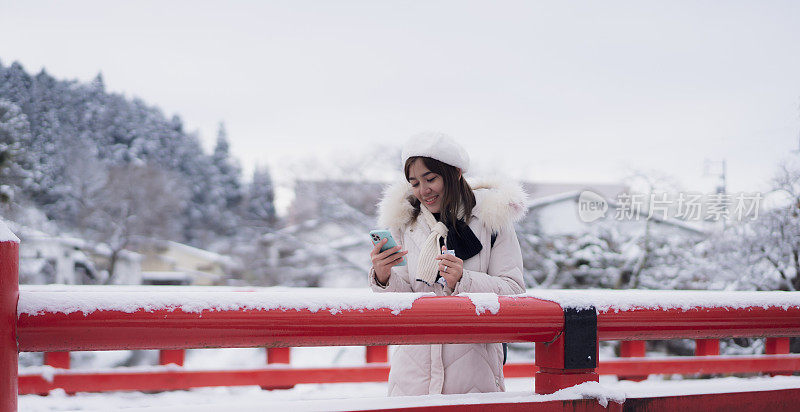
15,291,565,351
526,289,800,312
17,286,432,316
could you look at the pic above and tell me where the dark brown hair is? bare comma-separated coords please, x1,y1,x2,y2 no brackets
404,156,476,228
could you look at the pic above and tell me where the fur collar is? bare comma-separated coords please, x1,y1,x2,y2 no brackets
376,177,529,233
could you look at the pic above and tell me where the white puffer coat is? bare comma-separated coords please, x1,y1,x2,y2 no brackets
368,178,528,396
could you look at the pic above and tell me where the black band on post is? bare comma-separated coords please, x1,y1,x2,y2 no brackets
563,306,597,369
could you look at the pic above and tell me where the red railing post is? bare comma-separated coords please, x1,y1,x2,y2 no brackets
365,346,388,363
158,350,185,366
620,340,646,357
765,337,790,354
694,338,720,379
267,347,291,364
534,307,598,394
1,231,20,412
766,337,791,376
618,340,647,381
263,347,293,390
43,351,75,396
44,352,71,369
695,339,720,356
535,334,599,394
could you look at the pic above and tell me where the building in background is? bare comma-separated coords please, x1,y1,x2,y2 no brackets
137,240,235,286
17,226,142,285
522,182,707,239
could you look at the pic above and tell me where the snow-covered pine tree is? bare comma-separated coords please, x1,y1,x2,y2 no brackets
183,122,245,244
244,165,277,228
0,99,32,203
0,61,258,250
0,62,33,115
212,122,243,210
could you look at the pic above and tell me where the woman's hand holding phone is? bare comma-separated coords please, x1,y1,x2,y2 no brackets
435,245,463,289
371,238,408,285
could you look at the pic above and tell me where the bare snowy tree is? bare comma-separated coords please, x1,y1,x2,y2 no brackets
616,168,683,288
751,160,800,290
83,163,188,283
684,159,800,292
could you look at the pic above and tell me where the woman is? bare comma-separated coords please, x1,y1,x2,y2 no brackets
369,133,527,396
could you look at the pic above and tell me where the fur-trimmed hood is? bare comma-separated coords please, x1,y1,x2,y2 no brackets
376,177,529,233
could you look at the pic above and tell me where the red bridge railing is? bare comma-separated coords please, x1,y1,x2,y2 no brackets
4,233,800,411
15,294,564,351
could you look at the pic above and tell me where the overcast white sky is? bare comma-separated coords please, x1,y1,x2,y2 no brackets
2,0,799,195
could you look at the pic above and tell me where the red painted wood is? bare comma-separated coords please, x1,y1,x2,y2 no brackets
620,340,646,358
12,282,800,407
534,333,599,394
507,354,800,377
502,363,538,378
1,241,19,412
535,340,565,370
263,347,293,389
267,347,291,364
44,352,70,369
765,337,792,376
618,340,647,381
158,350,185,366
597,354,800,375
16,296,564,352
18,355,800,395
765,337,790,354
19,365,391,394
622,387,800,411
695,339,720,356
366,346,388,363
535,369,599,395
597,307,800,341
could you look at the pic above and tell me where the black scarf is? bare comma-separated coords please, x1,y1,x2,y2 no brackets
432,213,483,261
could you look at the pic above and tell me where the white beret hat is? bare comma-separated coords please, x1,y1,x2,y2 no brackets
401,132,470,174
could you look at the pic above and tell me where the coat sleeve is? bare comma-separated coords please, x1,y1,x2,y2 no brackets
453,221,525,295
368,226,413,293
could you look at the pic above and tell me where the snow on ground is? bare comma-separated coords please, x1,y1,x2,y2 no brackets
18,379,621,412
18,375,800,411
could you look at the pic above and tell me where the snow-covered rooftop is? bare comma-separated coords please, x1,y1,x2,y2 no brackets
165,241,235,267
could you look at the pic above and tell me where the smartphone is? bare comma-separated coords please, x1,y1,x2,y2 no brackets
369,229,406,266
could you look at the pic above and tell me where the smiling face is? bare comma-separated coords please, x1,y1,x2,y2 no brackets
406,158,445,213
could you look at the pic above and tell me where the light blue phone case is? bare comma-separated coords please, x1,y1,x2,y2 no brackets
369,229,407,266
